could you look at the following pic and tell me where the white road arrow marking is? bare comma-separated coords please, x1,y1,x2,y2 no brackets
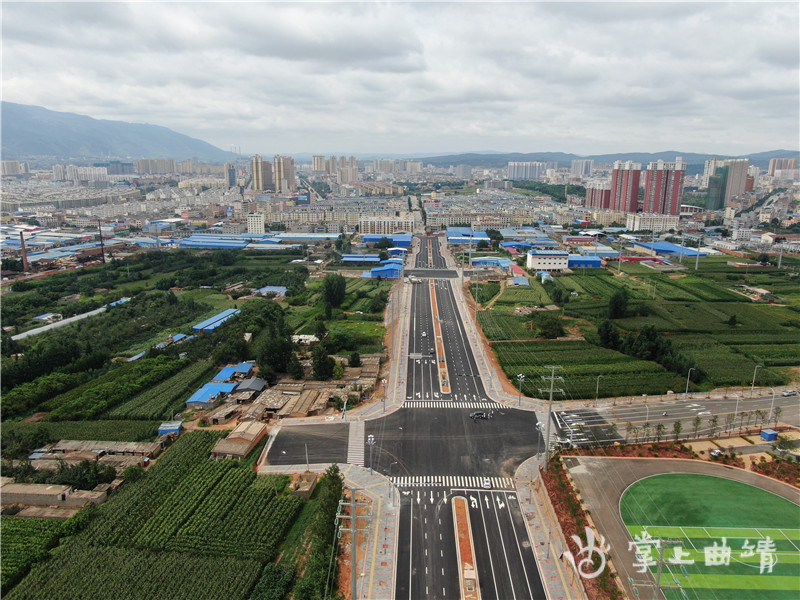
470,496,478,508
430,491,434,504
416,491,421,505
509,495,516,502
496,497,506,510
484,496,490,509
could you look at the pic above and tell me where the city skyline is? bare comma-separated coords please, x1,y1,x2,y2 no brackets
2,2,798,156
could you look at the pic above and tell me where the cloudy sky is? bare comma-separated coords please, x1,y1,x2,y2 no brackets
2,1,798,156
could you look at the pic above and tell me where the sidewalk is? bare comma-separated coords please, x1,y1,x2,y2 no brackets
258,462,399,599
515,456,586,600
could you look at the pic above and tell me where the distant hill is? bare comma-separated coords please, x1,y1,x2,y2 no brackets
418,149,800,173
1,102,235,162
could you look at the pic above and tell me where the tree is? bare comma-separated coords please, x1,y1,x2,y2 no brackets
321,273,347,308
672,420,683,441
349,351,361,367
375,237,393,249
655,423,666,443
773,406,782,427
476,240,489,250
597,320,621,350
536,314,564,339
288,352,305,380
757,252,770,265
693,416,702,438
315,320,328,341
332,361,345,380
311,345,335,380
625,422,633,443
608,288,629,319
727,314,737,327
642,421,651,442
709,415,719,436
378,250,390,261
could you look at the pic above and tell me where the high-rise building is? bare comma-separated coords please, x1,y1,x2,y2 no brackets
768,157,798,176
507,162,545,181
722,159,749,203
571,159,594,176
610,161,641,213
312,155,326,172
273,155,296,193
224,163,236,187
349,156,357,168
52,164,65,181
643,157,686,216
326,156,338,175
455,164,472,179
706,165,728,211
136,158,176,174
585,181,611,210
338,156,347,169
251,155,264,191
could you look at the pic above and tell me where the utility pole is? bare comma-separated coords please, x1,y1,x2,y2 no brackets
97,220,106,263
694,234,703,271
366,434,376,475
539,365,563,464
336,488,371,600
628,538,686,600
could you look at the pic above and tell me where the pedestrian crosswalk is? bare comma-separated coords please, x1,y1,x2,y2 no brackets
390,475,514,490
403,401,498,409
346,421,365,466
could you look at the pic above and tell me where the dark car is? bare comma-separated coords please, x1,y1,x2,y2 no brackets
470,411,488,421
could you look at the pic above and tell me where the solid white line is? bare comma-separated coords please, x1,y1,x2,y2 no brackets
490,491,518,600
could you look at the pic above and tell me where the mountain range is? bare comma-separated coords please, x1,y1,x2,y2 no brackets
1,102,235,162
2,102,796,173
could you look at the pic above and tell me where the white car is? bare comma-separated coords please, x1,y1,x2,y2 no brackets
781,390,797,397
421,331,427,337
482,477,492,489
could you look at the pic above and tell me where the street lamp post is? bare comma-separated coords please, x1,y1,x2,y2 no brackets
768,387,776,428
685,367,695,399
751,365,763,397
517,373,525,406
734,393,742,434
595,374,604,407
366,434,375,475
342,398,348,421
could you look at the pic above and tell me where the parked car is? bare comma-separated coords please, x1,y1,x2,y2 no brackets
781,390,797,396
710,449,724,458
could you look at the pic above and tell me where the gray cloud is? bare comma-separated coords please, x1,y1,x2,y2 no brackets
1,1,797,155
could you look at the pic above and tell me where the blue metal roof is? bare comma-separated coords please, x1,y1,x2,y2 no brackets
633,242,706,257
512,277,530,286
186,382,237,405
233,362,253,374
213,366,236,381
254,285,288,295
343,254,381,262
193,309,240,332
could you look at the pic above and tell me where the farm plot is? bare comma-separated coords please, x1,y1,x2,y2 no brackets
478,312,534,340
492,340,685,398
108,361,216,420
494,283,552,307
4,546,262,600
672,335,768,387
657,275,750,302
732,344,800,367
1,518,63,594
2,420,160,453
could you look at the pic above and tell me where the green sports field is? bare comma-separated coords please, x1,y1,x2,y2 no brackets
620,474,800,599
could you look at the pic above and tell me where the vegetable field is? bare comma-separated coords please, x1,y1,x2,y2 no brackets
493,283,552,307
108,361,215,420
478,311,534,340
493,340,687,398
5,432,320,599
5,546,262,600
1,518,63,594
43,358,188,421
